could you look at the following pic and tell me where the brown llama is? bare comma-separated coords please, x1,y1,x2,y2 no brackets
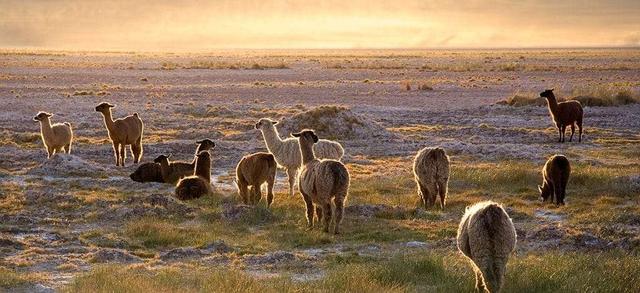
235,152,277,206
539,89,584,143
95,102,144,166
538,154,571,206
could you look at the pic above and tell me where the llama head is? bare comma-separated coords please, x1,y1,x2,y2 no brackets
196,139,216,150
292,129,319,144
539,89,555,99
153,154,171,164
95,102,115,113
538,184,551,202
255,118,277,130
33,111,53,121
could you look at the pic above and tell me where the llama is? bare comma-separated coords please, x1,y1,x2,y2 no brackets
540,89,584,143
154,154,184,185
33,112,73,158
413,147,450,209
255,118,344,197
165,139,216,180
293,129,350,234
95,102,144,166
236,152,277,206
175,151,212,200
128,139,215,183
129,162,164,183
539,154,571,205
457,201,517,293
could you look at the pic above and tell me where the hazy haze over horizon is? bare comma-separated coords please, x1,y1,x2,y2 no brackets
1,0,639,51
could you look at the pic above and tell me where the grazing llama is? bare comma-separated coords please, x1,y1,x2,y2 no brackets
539,154,571,205
457,201,517,293
413,147,450,209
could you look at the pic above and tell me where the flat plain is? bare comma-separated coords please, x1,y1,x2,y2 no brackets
0,49,639,292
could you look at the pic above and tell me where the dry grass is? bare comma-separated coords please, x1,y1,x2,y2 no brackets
571,84,639,106
498,84,640,107
64,252,640,293
0,267,37,289
160,60,289,70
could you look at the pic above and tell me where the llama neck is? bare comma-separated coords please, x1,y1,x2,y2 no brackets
195,157,211,183
191,145,205,165
39,118,53,139
101,110,116,132
546,96,559,117
261,126,283,152
158,160,172,179
299,139,316,165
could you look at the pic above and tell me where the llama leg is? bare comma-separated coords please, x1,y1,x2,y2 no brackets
253,185,263,205
334,197,345,235
112,142,120,166
554,182,566,206
437,179,448,209
561,125,567,143
301,191,314,228
418,182,429,209
64,143,71,154
569,124,575,142
119,144,126,166
46,146,53,159
132,143,142,164
578,120,583,142
286,168,297,197
322,202,332,233
315,206,323,223
426,182,438,208
548,181,556,204
267,176,275,207
238,180,249,204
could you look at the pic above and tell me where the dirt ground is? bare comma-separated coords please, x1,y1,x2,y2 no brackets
0,49,639,291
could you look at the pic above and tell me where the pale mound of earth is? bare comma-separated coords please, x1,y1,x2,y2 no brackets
278,105,395,140
27,154,109,177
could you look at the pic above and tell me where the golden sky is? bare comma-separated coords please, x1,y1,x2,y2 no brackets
1,0,639,51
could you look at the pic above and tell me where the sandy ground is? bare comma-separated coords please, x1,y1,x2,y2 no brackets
1,49,639,291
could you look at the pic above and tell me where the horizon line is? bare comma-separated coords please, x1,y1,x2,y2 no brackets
1,46,639,54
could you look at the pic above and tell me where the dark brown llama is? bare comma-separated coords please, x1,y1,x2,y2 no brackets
538,154,571,206
540,89,584,143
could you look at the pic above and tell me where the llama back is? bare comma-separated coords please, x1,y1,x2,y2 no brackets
314,139,345,160
414,147,449,185
175,176,211,200
467,202,516,257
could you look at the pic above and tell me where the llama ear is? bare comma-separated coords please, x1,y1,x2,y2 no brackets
196,140,204,145
312,134,319,143
550,88,554,92
167,153,172,159
45,112,53,117
107,103,115,108
271,121,278,125
291,132,301,137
